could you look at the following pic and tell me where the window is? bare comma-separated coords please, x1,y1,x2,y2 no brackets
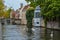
35,12,40,18
37,22,39,24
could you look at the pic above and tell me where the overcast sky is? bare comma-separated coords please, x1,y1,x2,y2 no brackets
4,0,27,10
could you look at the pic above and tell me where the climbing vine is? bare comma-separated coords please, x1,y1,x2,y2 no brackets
26,7,34,28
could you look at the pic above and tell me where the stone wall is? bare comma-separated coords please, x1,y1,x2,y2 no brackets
40,20,60,40
47,21,60,29
0,22,2,40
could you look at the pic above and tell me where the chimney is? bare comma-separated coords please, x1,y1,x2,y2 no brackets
20,3,23,8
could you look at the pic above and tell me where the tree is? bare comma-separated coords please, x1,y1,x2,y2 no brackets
3,8,11,18
26,7,34,28
25,0,60,20
0,0,4,17
25,0,45,8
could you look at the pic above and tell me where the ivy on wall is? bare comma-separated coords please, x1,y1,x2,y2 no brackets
26,7,34,28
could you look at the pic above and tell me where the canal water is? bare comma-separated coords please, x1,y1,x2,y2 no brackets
2,25,42,40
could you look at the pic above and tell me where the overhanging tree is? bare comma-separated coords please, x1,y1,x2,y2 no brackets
25,0,60,20
0,0,4,17
3,8,12,18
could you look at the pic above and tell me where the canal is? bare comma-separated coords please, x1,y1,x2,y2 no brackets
2,24,60,40
2,25,42,40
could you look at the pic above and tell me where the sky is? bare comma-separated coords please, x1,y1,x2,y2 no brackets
4,0,27,10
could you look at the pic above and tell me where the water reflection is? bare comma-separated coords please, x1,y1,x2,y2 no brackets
27,27,41,40
2,25,44,40
27,28,32,40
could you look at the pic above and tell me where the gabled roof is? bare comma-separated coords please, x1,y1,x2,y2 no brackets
22,5,30,11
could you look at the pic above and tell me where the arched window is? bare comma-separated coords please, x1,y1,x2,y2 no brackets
35,12,40,18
